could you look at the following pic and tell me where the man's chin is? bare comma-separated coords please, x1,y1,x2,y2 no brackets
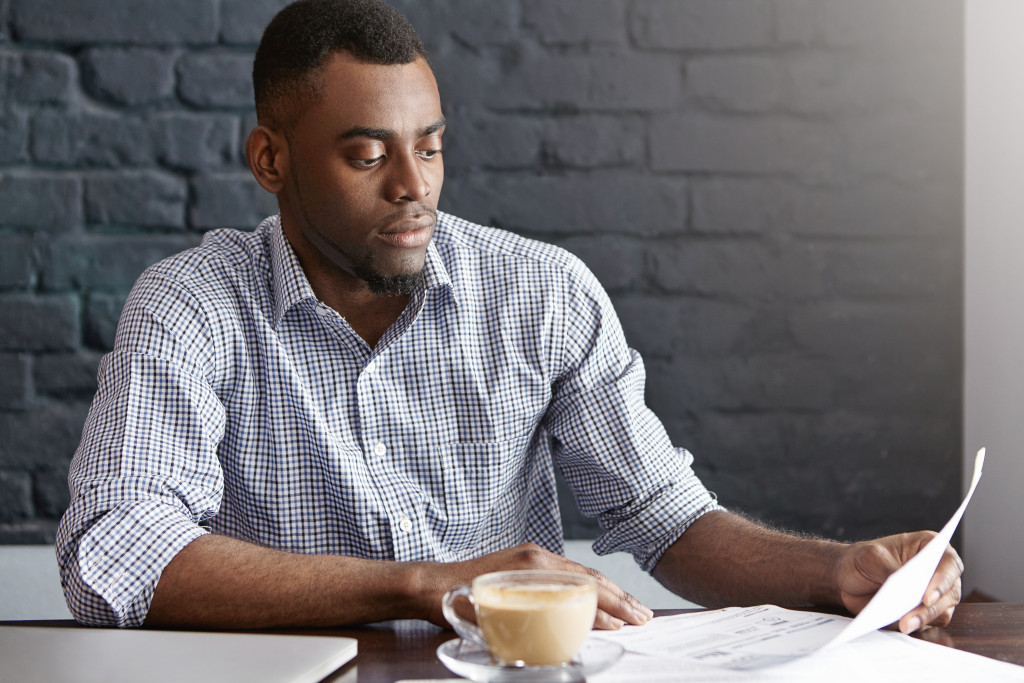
362,268,426,297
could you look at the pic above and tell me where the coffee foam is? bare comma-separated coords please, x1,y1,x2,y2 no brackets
477,583,593,607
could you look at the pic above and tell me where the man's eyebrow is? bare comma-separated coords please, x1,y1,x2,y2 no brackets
340,118,446,141
421,117,446,136
340,126,394,141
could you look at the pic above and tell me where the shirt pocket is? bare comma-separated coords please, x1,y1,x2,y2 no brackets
438,436,529,552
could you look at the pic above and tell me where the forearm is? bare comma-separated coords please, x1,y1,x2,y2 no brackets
652,510,847,609
145,534,431,628
147,537,657,631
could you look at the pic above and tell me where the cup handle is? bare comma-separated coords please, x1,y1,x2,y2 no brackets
441,585,488,649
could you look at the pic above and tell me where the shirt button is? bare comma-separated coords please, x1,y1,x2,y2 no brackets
373,442,387,457
399,517,413,532
364,361,376,374
316,304,331,316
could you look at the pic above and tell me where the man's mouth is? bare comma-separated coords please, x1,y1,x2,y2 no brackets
378,213,435,248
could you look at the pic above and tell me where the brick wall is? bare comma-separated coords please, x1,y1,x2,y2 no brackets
0,0,963,545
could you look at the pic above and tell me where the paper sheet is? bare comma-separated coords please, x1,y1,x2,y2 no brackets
592,606,849,669
588,624,1024,682
595,449,989,671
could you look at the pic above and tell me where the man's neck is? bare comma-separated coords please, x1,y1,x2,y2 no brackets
283,225,411,349
305,267,410,350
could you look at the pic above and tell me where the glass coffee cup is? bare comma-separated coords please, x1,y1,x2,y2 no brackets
441,569,599,667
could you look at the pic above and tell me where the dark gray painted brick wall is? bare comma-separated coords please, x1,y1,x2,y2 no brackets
0,0,963,545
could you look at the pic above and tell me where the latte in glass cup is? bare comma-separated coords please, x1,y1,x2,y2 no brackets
442,569,598,667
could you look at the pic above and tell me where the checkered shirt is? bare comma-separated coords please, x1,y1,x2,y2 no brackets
56,213,722,627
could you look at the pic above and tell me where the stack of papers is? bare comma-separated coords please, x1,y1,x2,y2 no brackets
588,605,1024,682
589,449,1024,681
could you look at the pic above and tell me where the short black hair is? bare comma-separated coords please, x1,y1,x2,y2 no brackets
253,0,426,130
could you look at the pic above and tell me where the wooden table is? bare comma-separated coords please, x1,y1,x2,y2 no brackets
915,602,1024,668
6,603,1023,682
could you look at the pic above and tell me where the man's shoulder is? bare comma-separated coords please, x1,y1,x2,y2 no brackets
143,225,268,292
123,223,276,331
434,212,591,283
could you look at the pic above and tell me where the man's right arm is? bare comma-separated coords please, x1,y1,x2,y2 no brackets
146,535,652,629
57,269,228,627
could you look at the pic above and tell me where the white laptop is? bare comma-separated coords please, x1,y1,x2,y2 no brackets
0,625,357,683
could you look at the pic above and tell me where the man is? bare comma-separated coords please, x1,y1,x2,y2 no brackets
57,0,962,634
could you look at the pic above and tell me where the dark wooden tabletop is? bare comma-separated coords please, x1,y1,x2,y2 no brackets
6,603,1023,682
915,602,1024,669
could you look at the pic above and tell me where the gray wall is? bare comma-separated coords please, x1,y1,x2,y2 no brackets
964,0,1024,601
0,1,963,545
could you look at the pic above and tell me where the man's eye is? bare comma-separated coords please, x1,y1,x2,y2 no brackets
352,155,385,168
417,149,442,160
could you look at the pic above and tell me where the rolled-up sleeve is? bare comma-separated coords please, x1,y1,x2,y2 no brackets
56,271,226,627
543,260,724,572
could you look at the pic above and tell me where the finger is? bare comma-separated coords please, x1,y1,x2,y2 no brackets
593,592,653,629
899,578,961,633
591,572,652,626
568,562,652,624
603,588,652,625
594,608,625,630
922,547,964,607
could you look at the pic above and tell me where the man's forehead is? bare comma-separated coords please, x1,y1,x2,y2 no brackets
319,50,436,96
307,51,442,128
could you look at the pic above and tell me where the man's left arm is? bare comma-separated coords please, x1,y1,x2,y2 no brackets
653,509,963,633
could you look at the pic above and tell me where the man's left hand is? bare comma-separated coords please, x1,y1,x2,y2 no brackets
836,531,964,633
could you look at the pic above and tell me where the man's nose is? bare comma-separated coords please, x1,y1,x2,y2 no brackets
385,152,432,202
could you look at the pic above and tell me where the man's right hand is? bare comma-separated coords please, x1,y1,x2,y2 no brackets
414,542,653,630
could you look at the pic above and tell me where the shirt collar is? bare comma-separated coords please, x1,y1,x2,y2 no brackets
421,238,454,298
267,215,316,328
266,214,456,328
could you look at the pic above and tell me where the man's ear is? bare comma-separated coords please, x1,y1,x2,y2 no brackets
246,125,289,194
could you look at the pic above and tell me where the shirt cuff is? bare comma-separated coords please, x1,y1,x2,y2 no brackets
592,483,725,573
72,501,208,627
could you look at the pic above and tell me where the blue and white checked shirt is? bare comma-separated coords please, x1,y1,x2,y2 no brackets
56,212,722,627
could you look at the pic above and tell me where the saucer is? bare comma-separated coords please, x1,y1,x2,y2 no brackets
436,637,625,682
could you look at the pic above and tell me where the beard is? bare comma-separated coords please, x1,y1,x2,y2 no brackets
292,199,429,296
297,214,429,296
353,256,426,296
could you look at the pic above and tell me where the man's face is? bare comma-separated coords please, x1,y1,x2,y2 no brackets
278,52,445,295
